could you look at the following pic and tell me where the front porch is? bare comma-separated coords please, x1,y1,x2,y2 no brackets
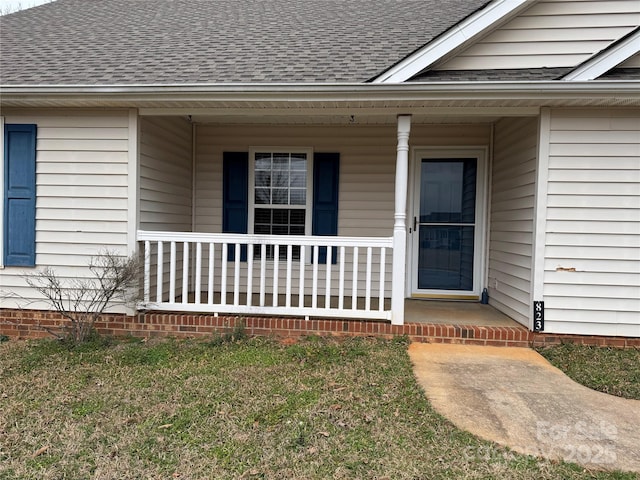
135,108,541,331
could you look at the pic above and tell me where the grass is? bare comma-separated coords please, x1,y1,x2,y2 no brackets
0,336,637,480
537,343,640,400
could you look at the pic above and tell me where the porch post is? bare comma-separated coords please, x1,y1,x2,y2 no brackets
391,115,411,325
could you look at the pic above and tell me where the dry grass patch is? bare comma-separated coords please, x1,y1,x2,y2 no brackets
0,336,636,479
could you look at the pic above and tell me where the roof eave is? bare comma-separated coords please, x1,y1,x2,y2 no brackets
1,81,639,109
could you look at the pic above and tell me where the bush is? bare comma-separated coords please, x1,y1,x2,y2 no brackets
23,250,140,345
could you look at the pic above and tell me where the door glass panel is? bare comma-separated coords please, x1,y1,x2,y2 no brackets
417,159,477,291
418,226,474,290
420,160,476,223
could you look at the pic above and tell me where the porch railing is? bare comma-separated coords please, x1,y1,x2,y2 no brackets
138,230,394,320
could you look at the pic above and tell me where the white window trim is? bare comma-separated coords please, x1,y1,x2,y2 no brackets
247,147,313,238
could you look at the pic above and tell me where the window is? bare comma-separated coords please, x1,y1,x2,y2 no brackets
250,150,312,259
222,150,339,263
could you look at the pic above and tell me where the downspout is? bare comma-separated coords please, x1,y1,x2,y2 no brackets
484,122,495,301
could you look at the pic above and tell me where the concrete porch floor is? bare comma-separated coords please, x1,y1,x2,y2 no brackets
404,299,524,328
179,292,523,328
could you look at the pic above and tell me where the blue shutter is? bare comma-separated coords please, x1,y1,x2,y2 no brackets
222,152,248,261
312,153,339,264
4,124,37,267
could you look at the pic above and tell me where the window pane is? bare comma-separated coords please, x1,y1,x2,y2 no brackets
273,225,288,235
290,171,305,187
254,224,270,235
273,155,288,170
272,188,288,205
290,225,305,235
272,171,289,188
255,208,271,224
255,153,271,170
290,189,306,205
290,210,305,225
272,209,288,225
291,155,307,170
255,171,271,187
255,188,270,204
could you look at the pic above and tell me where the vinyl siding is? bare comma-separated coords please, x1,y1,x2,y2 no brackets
193,124,490,296
488,117,538,326
543,108,640,337
436,0,640,70
1,110,131,309
139,116,192,231
139,116,193,300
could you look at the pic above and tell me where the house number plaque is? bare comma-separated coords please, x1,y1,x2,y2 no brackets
533,301,544,332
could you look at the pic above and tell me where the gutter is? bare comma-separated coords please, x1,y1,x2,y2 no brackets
1,81,638,108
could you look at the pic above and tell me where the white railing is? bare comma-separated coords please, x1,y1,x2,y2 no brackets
137,230,394,321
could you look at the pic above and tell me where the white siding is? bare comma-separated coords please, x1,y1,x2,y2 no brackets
543,108,640,337
488,117,538,326
139,116,193,300
436,0,640,70
139,116,192,231
193,124,490,296
1,110,131,309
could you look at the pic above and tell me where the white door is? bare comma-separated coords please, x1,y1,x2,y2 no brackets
410,148,486,298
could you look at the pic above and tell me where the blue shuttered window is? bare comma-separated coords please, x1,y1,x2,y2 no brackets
222,152,248,261
222,151,339,263
4,124,37,267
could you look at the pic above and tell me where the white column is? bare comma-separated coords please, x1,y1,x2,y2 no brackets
391,115,411,325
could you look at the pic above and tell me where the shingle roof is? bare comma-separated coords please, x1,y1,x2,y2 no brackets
0,0,489,85
409,68,574,82
596,68,640,80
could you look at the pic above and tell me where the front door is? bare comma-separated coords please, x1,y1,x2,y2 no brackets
411,149,485,298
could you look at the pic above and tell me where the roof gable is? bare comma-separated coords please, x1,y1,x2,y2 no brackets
415,0,640,79
373,0,535,83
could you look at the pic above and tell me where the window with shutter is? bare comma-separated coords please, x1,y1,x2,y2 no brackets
223,149,339,263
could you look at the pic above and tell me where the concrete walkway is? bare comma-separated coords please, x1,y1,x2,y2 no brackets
408,343,640,473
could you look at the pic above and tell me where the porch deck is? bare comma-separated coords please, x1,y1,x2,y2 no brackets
405,299,522,327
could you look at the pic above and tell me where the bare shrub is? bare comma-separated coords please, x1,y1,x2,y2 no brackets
23,250,141,344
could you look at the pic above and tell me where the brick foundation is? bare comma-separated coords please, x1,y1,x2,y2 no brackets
1,308,638,348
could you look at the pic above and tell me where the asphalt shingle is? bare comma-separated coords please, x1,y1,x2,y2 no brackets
0,0,489,85
409,68,574,82
597,68,640,80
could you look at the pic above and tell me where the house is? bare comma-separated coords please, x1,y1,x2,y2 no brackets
1,0,639,339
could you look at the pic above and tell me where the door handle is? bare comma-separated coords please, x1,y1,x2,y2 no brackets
414,217,417,231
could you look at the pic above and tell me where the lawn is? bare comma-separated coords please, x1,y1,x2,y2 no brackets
537,343,640,400
0,335,636,480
